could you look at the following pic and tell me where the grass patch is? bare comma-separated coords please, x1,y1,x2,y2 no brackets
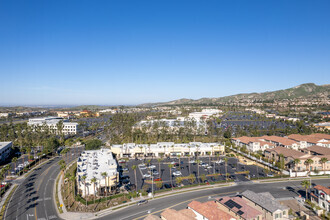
0,185,18,220
55,173,63,214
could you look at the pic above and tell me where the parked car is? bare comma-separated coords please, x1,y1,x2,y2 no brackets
137,200,148,206
143,174,151,178
154,178,162,181
122,167,129,171
164,184,172,189
215,160,223,164
173,171,182,176
267,174,274,177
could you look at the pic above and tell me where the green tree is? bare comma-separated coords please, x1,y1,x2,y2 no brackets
85,139,102,150
155,181,163,190
200,174,206,183
188,174,196,185
176,177,183,186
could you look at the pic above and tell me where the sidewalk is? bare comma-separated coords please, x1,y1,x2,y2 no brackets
0,183,18,209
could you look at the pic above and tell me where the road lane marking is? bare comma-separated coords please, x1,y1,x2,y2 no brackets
133,190,239,220
121,209,155,220
34,159,59,220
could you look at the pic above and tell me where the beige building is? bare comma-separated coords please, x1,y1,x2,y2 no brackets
77,149,119,196
111,142,225,158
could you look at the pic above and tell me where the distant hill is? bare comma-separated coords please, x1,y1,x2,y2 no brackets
140,83,330,106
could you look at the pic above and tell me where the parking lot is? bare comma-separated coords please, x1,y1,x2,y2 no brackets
118,156,275,192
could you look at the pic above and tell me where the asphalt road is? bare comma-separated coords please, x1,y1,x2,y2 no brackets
4,147,83,220
97,178,330,220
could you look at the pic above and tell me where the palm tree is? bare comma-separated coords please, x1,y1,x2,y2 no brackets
301,180,311,200
91,177,97,204
224,157,228,182
320,157,328,172
12,157,17,174
168,164,174,190
157,158,162,174
101,172,108,198
196,159,200,185
207,152,211,167
305,159,314,172
139,146,143,158
81,175,87,208
293,159,300,171
293,159,301,177
131,165,137,192
70,174,76,197
188,154,191,175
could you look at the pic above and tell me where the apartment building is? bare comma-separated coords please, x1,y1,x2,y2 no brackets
0,142,12,162
28,116,79,135
217,196,263,220
232,136,275,152
311,185,330,212
187,201,235,220
76,149,119,196
240,190,289,220
110,142,225,158
264,146,330,171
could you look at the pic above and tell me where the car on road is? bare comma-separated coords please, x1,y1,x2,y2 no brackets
267,174,274,177
154,178,162,181
137,200,148,206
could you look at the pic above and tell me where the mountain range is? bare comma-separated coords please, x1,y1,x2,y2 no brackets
140,83,330,106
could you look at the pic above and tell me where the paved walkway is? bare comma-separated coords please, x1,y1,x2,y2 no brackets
0,183,17,209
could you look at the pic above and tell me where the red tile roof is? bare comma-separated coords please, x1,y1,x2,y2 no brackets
265,146,305,159
314,185,330,195
305,145,330,156
261,136,298,146
161,208,195,220
218,196,262,219
188,201,233,220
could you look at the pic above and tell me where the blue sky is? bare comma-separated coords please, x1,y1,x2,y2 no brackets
0,0,329,106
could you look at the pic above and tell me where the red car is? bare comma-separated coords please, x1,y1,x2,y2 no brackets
154,178,162,181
